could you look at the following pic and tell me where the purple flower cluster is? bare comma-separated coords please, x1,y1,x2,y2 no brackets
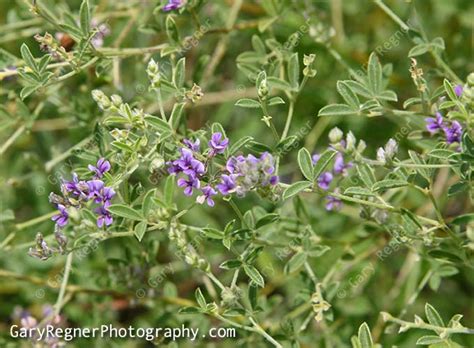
219,152,279,196
163,0,184,11
313,147,352,211
168,133,279,206
425,112,463,144
50,158,115,228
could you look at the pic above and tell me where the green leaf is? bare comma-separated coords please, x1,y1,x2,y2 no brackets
165,15,180,43
268,96,285,106
235,98,261,108
164,175,175,207
251,35,266,55
318,104,357,117
145,115,172,133
358,322,373,348
356,163,376,188
111,141,134,153
20,44,37,71
378,90,398,101
431,37,445,50
219,259,242,270
228,136,253,155
372,179,407,192
288,53,299,90
284,252,307,274
425,303,445,327
108,204,144,221
267,76,292,91
282,181,312,200
367,53,382,94
142,189,156,216
408,43,430,57
451,213,474,225
345,80,373,98
313,149,337,179
255,213,279,229
416,335,443,345
344,187,375,196
169,103,185,130
195,288,207,308
202,227,224,239
243,265,265,287
448,182,468,197
173,57,186,88
134,221,147,242
337,81,359,109
20,85,41,100
179,306,201,314
79,0,91,37
298,148,314,181
443,79,457,101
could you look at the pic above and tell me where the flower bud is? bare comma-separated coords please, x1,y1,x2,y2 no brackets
258,78,269,100
303,54,316,66
384,138,398,159
110,94,123,107
376,147,386,164
345,131,356,152
328,127,343,144
92,90,111,110
147,59,159,76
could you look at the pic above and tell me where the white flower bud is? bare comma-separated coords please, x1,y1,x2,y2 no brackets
346,131,356,152
110,94,123,107
377,147,386,164
328,127,343,144
147,59,159,76
92,89,111,110
384,138,398,159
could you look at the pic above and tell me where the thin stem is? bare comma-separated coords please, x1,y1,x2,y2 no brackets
249,317,283,348
0,124,26,155
281,99,295,140
54,251,73,316
382,312,474,335
156,88,167,121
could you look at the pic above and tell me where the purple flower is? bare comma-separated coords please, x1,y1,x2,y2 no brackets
443,121,462,144
87,180,105,201
197,186,217,207
183,138,200,152
163,0,184,11
52,204,69,227
333,153,352,176
312,153,321,165
425,112,444,134
170,148,205,176
269,175,279,185
96,202,113,228
209,132,229,155
88,158,111,178
326,195,342,211
317,172,333,190
217,174,237,195
63,173,88,198
102,187,116,202
454,84,463,97
178,175,200,196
